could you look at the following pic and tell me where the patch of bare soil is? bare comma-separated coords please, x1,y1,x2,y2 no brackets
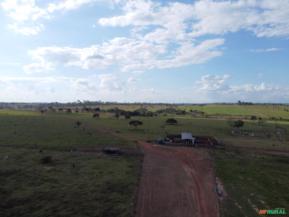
136,142,219,217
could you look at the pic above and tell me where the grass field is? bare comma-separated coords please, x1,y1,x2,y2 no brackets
0,111,134,150
0,110,141,217
73,103,289,119
213,149,289,217
81,114,289,150
0,106,289,217
0,147,140,217
180,104,289,119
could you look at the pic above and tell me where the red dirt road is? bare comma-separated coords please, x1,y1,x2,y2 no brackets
136,142,219,217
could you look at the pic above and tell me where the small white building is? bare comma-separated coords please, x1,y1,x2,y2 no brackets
181,132,195,144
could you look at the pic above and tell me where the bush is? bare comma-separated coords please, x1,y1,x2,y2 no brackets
75,121,82,127
129,120,143,128
233,120,244,128
166,118,178,125
40,156,53,164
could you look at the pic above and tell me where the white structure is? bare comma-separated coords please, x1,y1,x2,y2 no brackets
181,132,195,144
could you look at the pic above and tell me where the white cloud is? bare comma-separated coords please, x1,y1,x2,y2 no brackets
47,0,97,13
195,74,289,103
22,1,226,73
8,23,44,36
98,74,124,92
99,0,195,46
3,0,289,38
99,0,159,27
191,0,289,38
24,37,224,73
197,74,230,91
0,74,154,102
1,0,48,35
100,0,289,38
1,0,48,22
250,48,282,53
1,0,98,35
0,74,288,103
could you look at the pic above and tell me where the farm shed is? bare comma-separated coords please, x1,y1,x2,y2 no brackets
165,132,195,145
181,132,195,144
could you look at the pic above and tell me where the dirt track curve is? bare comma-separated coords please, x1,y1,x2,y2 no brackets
135,142,219,217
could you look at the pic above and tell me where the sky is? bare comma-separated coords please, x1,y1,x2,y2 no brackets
0,0,289,103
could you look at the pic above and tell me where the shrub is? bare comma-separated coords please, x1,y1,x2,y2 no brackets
40,156,53,164
129,120,143,128
75,121,82,127
166,118,178,125
233,120,244,128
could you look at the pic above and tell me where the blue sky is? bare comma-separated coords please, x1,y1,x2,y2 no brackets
0,0,289,103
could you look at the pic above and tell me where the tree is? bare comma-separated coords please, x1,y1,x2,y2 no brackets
115,113,120,119
94,107,100,112
129,120,143,128
40,156,53,164
166,118,178,125
233,120,244,128
75,121,82,127
39,109,46,114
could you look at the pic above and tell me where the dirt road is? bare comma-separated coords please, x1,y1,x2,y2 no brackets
135,142,219,217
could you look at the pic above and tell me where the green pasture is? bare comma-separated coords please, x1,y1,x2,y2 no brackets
213,149,289,217
0,112,134,150
94,103,289,119
0,108,289,217
180,104,289,119
77,114,289,150
0,147,140,217
0,110,141,217
80,103,289,119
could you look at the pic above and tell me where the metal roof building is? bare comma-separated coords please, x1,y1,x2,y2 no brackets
181,132,195,144
181,132,193,140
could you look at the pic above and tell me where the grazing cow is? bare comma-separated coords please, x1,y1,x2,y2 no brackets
92,113,100,118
